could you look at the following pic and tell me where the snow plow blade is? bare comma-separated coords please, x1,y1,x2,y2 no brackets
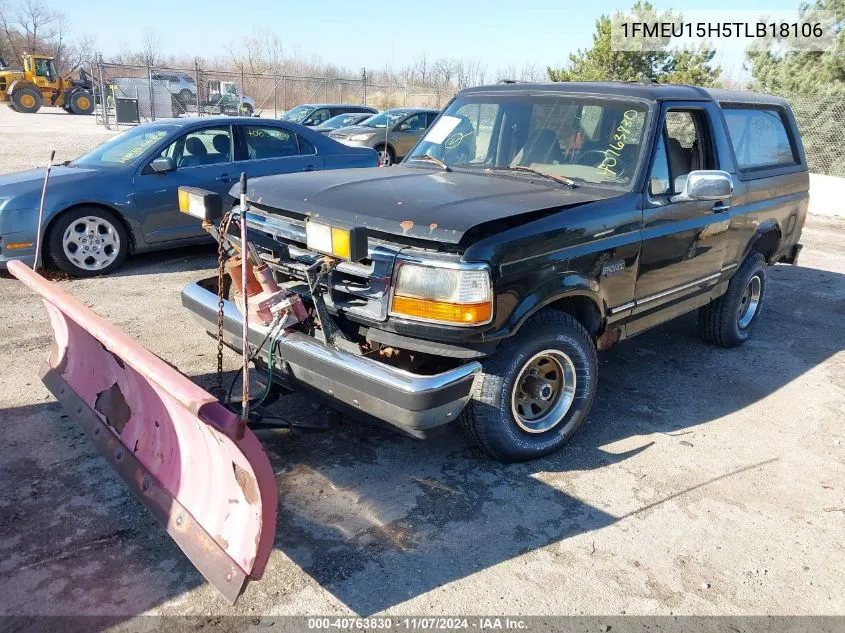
8,260,277,603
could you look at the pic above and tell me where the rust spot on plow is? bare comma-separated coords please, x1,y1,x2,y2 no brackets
94,383,131,433
233,462,258,505
400,220,414,233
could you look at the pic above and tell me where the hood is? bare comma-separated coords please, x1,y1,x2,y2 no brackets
0,165,105,208
243,166,618,244
327,125,379,139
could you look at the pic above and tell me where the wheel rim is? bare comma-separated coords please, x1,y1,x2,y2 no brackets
62,216,121,271
737,274,762,329
511,350,577,433
76,95,90,110
379,149,392,166
20,93,35,108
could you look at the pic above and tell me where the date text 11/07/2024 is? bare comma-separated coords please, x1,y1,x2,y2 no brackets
307,617,529,630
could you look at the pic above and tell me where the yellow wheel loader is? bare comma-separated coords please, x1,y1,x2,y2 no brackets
0,53,94,114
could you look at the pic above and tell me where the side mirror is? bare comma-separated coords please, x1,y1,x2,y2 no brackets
150,157,175,173
673,170,733,202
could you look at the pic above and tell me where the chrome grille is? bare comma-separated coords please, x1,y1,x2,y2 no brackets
245,209,400,322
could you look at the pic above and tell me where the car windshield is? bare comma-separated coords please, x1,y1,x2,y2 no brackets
361,110,413,129
71,124,176,167
279,105,314,122
321,113,364,129
408,94,650,188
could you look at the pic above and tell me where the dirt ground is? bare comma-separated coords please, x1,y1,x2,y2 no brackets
0,106,843,621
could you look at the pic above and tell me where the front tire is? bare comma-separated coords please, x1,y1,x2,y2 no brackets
375,144,395,167
240,103,253,117
48,207,128,277
699,252,768,347
462,310,598,462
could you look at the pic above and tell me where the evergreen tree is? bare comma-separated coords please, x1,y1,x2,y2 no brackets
547,2,720,86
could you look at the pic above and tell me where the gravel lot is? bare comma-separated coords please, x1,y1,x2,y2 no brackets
1,106,843,621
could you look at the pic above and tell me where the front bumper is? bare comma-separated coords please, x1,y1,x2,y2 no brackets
181,280,481,436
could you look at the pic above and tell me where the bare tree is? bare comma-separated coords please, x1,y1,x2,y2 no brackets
138,27,159,67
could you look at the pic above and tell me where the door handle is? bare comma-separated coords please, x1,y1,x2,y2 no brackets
712,201,731,213
302,165,316,172
216,175,236,183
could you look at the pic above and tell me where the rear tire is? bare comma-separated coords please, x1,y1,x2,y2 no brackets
462,309,598,462
68,90,94,115
699,252,768,348
11,87,42,113
240,103,253,117
48,207,128,277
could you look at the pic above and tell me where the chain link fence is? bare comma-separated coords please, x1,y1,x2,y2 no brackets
777,92,845,177
90,58,844,178
93,58,452,129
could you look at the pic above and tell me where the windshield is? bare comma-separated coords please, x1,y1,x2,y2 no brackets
408,94,650,188
361,110,413,129
72,124,176,167
322,113,365,129
279,105,314,122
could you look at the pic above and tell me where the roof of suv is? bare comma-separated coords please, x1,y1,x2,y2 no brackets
458,81,788,106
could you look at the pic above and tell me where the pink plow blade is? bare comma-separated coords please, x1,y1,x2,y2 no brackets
8,260,277,603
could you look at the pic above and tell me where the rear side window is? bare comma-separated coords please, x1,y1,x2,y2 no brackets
722,107,797,170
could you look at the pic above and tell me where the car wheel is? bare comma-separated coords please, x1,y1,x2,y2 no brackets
178,89,193,103
68,90,94,115
699,252,768,348
11,87,42,114
462,309,598,462
240,103,253,116
375,144,394,167
48,208,128,277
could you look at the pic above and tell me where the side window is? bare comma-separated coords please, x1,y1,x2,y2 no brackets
304,108,330,126
722,107,796,170
159,126,232,169
401,113,427,131
663,110,713,193
243,125,299,160
425,112,439,127
649,133,671,196
298,135,316,156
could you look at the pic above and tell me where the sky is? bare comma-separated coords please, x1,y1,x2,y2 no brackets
55,0,803,82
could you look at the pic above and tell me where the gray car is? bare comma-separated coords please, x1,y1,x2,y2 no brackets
279,103,378,127
328,108,440,165
0,117,378,277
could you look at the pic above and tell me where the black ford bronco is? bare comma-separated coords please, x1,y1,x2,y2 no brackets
182,81,807,462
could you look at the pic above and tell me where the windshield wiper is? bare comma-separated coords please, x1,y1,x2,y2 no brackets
407,154,451,172
509,165,575,188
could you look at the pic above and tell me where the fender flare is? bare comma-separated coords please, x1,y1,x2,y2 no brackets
6,78,39,96
501,273,605,338
741,218,783,263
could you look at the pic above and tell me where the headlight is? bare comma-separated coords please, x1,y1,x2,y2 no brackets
349,133,376,141
390,262,493,326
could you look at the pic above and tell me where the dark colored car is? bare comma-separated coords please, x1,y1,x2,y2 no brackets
184,82,807,461
279,104,378,127
311,112,375,134
0,117,378,276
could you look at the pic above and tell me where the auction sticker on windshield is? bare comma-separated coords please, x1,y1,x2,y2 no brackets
423,115,461,145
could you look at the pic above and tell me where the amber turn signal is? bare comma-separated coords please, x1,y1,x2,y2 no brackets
391,296,492,325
